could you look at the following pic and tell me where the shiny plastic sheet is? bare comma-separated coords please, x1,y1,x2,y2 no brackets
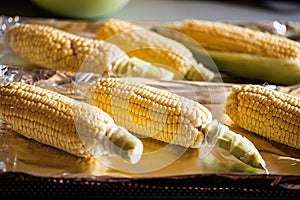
0,65,299,178
0,16,299,182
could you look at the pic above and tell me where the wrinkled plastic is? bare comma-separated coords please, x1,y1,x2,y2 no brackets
0,65,299,178
0,16,299,186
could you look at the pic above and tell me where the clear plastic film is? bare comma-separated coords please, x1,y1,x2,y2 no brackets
0,16,299,182
0,16,175,81
0,65,299,178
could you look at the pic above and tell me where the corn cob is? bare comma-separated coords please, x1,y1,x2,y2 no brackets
95,18,214,81
166,20,300,60
86,77,266,169
225,84,300,150
5,23,174,80
205,50,300,85
0,81,143,163
112,56,174,80
158,19,300,85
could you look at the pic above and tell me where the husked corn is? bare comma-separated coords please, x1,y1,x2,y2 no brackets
0,82,143,163
86,77,212,148
96,18,214,81
225,84,300,149
85,77,267,169
7,24,126,73
7,23,173,80
167,20,300,60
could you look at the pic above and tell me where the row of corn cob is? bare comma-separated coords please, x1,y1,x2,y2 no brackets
2,80,299,168
0,81,143,164
92,18,300,85
4,19,299,85
84,77,266,169
2,23,214,81
82,76,299,166
95,18,214,81
2,23,174,80
1,18,298,171
0,80,266,169
157,19,300,85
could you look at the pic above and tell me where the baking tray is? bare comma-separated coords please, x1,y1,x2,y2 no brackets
0,15,299,199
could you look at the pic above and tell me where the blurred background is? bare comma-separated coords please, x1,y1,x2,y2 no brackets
0,0,300,22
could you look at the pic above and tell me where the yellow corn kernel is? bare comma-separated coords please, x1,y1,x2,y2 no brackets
96,18,214,81
86,77,213,148
0,82,143,163
225,84,300,149
167,20,300,60
6,23,174,80
85,78,268,169
7,24,127,73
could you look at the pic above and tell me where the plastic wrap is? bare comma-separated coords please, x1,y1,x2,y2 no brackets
0,16,299,193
